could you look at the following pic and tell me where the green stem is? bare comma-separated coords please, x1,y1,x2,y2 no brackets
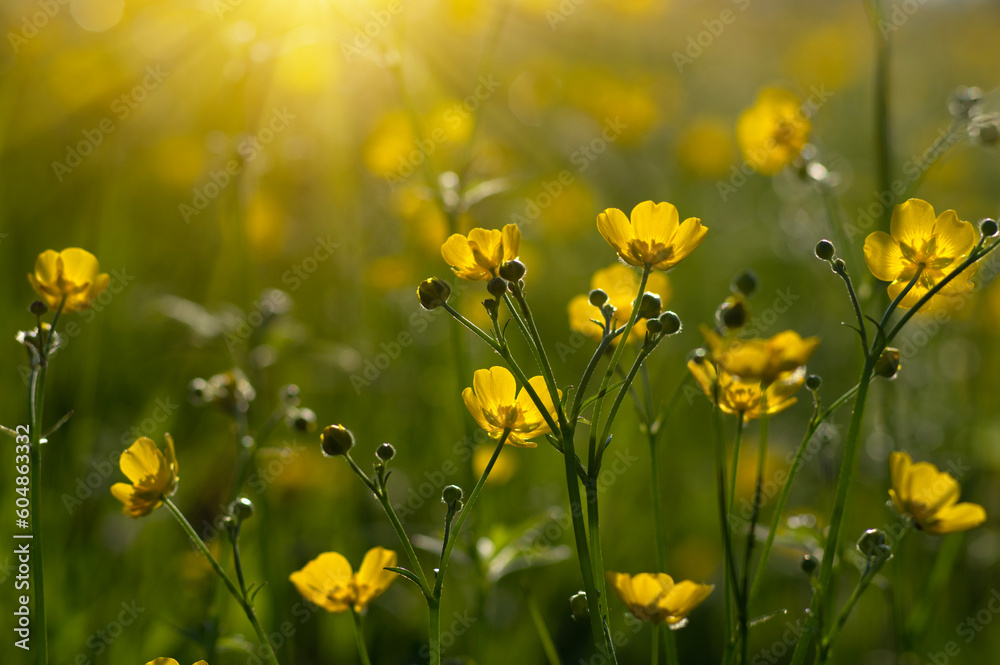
504,289,567,427
740,402,770,664
525,587,562,665
351,610,372,665
596,341,659,469
164,498,280,665
866,0,892,231
651,624,659,665
712,390,741,665
728,414,745,520
428,602,441,665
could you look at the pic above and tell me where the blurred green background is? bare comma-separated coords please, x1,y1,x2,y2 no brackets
1,0,999,663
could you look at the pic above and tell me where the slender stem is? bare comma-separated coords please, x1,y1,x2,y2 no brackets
525,587,562,665
749,384,860,606
832,263,869,356
867,0,892,231
712,388,741,664
442,302,503,353
877,266,924,335
164,498,280,665
351,610,373,665
597,340,659,469
428,602,441,665
232,526,249,598
507,288,567,429
651,624,659,665
571,336,616,422
645,373,668,573
728,414,745,520
740,402,770,664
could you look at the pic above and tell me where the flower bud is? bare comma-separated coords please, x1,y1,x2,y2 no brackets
483,298,498,318
588,289,609,307
376,442,396,461
29,300,48,316
805,374,822,391
229,497,255,522
321,424,355,457
499,259,527,282
971,115,1000,147
487,277,508,298
874,347,901,380
731,270,758,297
659,311,682,335
569,591,590,621
814,239,835,261
717,296,748,330
856,528,889,559
637,292,662,320
417,277,452,310
645,319,663,335
800,554,819,575
442,484,464,507
980,218,998,238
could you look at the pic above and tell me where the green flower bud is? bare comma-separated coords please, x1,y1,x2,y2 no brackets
588,289,609,307
874,347,901,380
856,528,889,559
499,259,527,282
417,277,452,310
980,218,998,238
717,296,748,330
815,239,835,261
229,497,255,521
659,311,682,335
731,270,758,297
645,318,663,335
376,442,396,461
805,374,822,391
637,292,662,319
442,484,464,506
483,298,498,317
800,554,819,575
321,424,355,457
29,300,48,316
569,591,590,621
487,277,508,298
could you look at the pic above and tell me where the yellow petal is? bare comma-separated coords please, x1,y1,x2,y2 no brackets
932,209,976,259
501,224,521,261
889,451,912,505
660,580,713,619
33,250,62,286
473,366,517,412
462,387,493,432
890,199,936,249
355,547,398,609
662,217,707,269
597,207,635,262
925,502,987,535
58,248,100,285
516,375,557,436
289,552,354,613
145,659,181,665
864,232,904,282
119,438,167,486
630,201,679,246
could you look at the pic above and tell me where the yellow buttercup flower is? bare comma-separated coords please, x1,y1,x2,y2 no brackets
441,225,521,281
145,659,208,665
863,199,977,309
597,201,707,271
28,248,110,312
737,87,810,175
290,547,397,613
687,359,804,419
568,264,670,344
605,571,713,626
889,451,986,535
701,327,819,385
462,366,561,448
111,435,178,518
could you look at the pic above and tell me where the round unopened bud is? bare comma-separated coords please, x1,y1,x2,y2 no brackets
659,311,682,335
569,591,590,621
417,277,452,310
487,277,508,298
483,298,498,317
588,289,609,307
291,407,317,433
980,219,998,238
731,270,758,297
972,117,1000,147
857,528,889,559
229,497,255,521
805,374,822,391
717,296,748,330
376,442,396,461
442,485,464,506
499,259,527,282
637,292,662,320
815,239,836,261
645,319,663,335
29,301,48,316
800,554,819,575
874,347,901,380
321,424,355,457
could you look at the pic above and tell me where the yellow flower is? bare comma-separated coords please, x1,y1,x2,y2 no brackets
145,659,208,665
441,225,521,281
110,435,178,518
568,264,670,344
737,87,810,175
702,327,819,385
687,359,804,419
28,248,110,312
889,452,986,535
289,547,397,613
605,571,713,626
597,201,707,271
863,199,977,309
462,366,561,448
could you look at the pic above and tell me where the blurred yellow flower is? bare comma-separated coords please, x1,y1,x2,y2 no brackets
441,225,520,281
605,571,713,626
569,70,667,144
463,367,561,448
568,264,670,344
863,199,977,310
145,659,208,665
28,248,110,312
737,87,810,175
290,547,397,613
702,327,819,385
889,451,986,534
111,435,179,518
597,201,706,271
687,359,804,419
474,444,517,485
676,118,735,179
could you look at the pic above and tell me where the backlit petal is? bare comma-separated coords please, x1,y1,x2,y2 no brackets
864,232,905,282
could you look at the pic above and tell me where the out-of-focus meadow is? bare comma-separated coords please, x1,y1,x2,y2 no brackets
2,0,1000,663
